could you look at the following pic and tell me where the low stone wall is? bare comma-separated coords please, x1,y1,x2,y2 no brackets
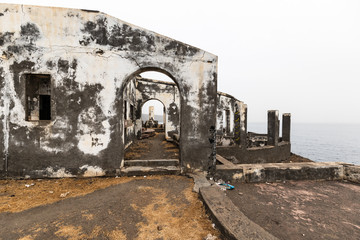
214,162,346,183
216,143,291,164
344,165,360,183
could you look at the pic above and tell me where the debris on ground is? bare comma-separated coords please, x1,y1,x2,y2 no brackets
60,191,70,198
204,233,218,240
215,179,234,190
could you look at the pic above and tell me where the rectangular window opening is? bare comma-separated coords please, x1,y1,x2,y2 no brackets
25,74,51,121
39,95,51,120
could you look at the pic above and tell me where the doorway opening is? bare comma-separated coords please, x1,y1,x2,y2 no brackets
122,70,180,163
142,99,165,130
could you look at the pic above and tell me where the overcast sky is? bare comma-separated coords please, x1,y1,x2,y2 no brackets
4,0,360,123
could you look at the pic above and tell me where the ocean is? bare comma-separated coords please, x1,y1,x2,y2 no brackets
247,123,360,165
141,114,164,124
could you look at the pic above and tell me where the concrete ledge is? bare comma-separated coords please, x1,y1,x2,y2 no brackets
199,186,278,240
188,172,211,193
120,166,180,176
215,162,347,183
123,159,179,167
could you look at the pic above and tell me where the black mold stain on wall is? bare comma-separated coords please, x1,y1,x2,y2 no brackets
0,32,14,46
20,23,41,44
0,67,4,90
10,61,35,102
58,59,70,74
46,60,56,70
0,67,4,171
2,23,41,55
67,12,80,18
164,40,199,57
80,17,155,52
208,125,217,173
135,99,142,119
79,16,199,57
167,102,179,126
8,80,111,174
56,58,78,91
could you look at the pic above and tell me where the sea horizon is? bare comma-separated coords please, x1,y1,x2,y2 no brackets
248,122,360,165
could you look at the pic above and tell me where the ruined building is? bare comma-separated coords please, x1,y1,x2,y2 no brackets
0,4,290,178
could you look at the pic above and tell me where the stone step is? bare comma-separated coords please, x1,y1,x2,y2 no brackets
124,159,179,167
120,166,181,176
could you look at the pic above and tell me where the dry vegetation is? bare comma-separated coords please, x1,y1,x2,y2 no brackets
162,140,179,155
133,183,218,240
124,140,151,159
0,177,135,213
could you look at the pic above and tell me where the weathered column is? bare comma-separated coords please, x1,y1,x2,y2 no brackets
267,110,279,146
234,104,241,145
282,113,291,142
149,106,154,120
234,101,248,148
240,102,248,148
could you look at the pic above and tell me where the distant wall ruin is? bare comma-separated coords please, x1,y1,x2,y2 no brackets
216,93,291,164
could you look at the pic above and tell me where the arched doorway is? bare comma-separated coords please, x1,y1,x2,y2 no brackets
120,69,181,171
141,99,166,131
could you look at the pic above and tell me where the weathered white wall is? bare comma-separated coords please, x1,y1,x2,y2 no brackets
216,92,247,147
0,4,218,177
123,78,136,149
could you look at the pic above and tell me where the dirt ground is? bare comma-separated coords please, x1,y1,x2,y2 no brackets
0,177,134,213
124,132,179,160
0,175,219,240
226,180,360,240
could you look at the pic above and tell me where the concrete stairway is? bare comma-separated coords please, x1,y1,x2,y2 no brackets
120,159,180,176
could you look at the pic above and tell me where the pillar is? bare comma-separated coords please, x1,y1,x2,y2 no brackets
282,113,291,142
267,110,279,146
235,101,247,148
149,106,154,120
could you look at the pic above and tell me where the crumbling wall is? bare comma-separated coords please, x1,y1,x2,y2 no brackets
0,4,217,177
217,111,291,164
216,92,247,147
135,77,180,139
217,143,291,164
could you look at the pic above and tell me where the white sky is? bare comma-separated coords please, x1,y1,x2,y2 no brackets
3,0,360,123
142,99,164,116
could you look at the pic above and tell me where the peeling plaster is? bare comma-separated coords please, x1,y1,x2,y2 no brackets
80,164,105,177
76,108,110,155
45,167,75,178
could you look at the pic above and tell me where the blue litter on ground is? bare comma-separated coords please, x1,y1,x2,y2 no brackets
219,183,234,190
